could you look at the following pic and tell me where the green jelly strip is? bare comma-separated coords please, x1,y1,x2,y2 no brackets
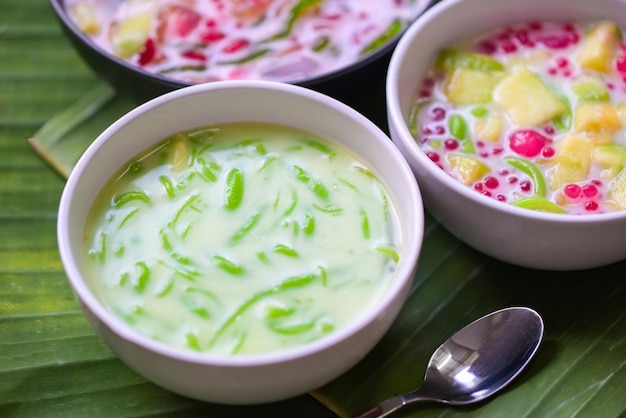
292,220,300,237
230,211,263,244
253,143,267,155
304,139,336,159
156,276,174,297
511,197,567,214
183,295,211,319
408,101,429,137
375,246,400,264
212,254,245,275
114,245,125,257
134,261,151,293
230,331,248,354
172,194,201,227
209,271,321,346
118,208,139,229
265,305,295,319
257,252,271,264
360,18,403,56
157,259,200,281
448,114,474,154
224,168,244,210
313,203,343,214
273,192,299,230
372,180,393,240
360,209,371,239
159,65,206,75
318,265,328,287
172,171,195,193
159,228,193,266
272,193,281,211
313,35,330,52
159,175,176,198
266,0,322,40
471,106,489,118
504,156,547,197
186,332,202,351
259,155,278,171
460,139,474,154
353,165,376,180
318,319,334,333
280,192,298,218
291,165,330,201
301,213,315,236
217,48,271,65
236,138,267,155
119,271,130,287
197,157,218,182
358,169,393,234
552,94,572,131
273,243,299,258
338,178,358,192
112,191,150,208
268,319,316,335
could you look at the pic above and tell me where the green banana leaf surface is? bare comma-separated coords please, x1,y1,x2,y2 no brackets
2,1,625,417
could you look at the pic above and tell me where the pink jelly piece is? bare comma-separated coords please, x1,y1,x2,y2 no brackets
617,55,626,73
508,130,548,157
539,34,571,49
564,184,582,199
484,176,499,189
181,50,207,61
138,38,157,66
172,7,201,37
582,183,598,197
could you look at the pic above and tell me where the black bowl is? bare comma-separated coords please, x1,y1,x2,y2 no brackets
49,0,433,120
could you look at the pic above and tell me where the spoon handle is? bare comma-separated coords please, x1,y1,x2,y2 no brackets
349,394,425,418
349,405,383,418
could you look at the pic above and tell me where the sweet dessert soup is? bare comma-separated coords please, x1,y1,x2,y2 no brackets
410,20,626,214
65,0,423,83
82,122,402,355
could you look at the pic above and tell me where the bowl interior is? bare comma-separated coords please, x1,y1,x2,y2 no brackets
59,80,424,363
390,0,626,212
50,0,434,105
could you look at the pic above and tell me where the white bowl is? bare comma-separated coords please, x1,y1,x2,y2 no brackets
387,0,626,271
57,80,424,404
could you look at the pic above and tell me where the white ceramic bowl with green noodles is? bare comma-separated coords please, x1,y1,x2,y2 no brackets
57,80,424,404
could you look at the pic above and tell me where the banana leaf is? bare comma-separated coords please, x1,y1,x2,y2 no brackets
2,1,625,417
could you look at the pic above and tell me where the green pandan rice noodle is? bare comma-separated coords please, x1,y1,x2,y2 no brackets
83,122,402,355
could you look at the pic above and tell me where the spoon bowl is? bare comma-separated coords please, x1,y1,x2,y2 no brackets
352,307,544,417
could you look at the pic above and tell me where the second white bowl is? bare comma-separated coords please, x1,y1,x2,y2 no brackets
387,0,626,270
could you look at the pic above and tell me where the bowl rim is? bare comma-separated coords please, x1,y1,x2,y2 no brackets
386,0,626,224
49,0,435,89
57,79,425,366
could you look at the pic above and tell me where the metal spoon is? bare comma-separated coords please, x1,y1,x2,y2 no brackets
350,307,544,418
